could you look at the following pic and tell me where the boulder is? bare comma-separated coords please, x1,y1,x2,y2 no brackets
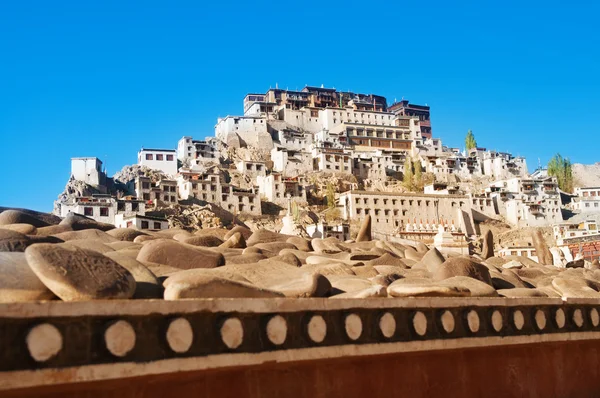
64,240,116,254
267,252,301,267
25,243,135,301
328,275,375,294
224,226,253,240
497,288,549,298
219,232,246,249
366,253,408,268
286,236,312,252
225,253,267,264
502,260,524,269
104,251,162,299
134,235,158,243
532,229,553,265
53,229,120,244
106,241,143,251
301,262,356,276
552,277,600,298
0,229,31,252
0,210,50,228
433,257,493,285
416,242,429,254
106,228,148,242
59,213,114,231
0,223,37,235
481,230,494,259
36,225,73,236
173,232,195,242
420,247,446,273
253,242,297,256
355,215,372,242
183,235,224,247
404,247,424,261
330,285,387,299
387,278,470,297
136,239,224,270
164,273,283,299
0,252,55,302
246,229,289,246
440,276,498,297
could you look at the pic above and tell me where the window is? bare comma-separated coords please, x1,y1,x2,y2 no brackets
154,222,161,229
132,203,139,211
166,154,173,161
145,154,153,160
141,221,149,229
117,202,125,211
142,182,150,189
143,193,150,200
84,207,93,216
100,207,109,217
156,154,164,161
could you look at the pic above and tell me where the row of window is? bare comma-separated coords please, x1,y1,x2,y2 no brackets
145,154,174,161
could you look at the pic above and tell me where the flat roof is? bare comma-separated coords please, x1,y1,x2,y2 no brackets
341,190,468,199
139,148,176,153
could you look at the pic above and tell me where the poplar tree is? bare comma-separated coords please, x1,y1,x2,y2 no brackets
465,130,477,151
547,153,574,193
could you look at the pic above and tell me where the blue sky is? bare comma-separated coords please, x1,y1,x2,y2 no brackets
1,0,599,212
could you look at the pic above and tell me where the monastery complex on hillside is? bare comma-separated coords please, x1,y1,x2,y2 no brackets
54,85,600,263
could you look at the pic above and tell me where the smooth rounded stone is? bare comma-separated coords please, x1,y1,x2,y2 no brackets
419,247,446,273
228,261,331,297
502,255,543,268
355,215,372,242
106,241,143,251
502,260,524,269
154,228,189,238
219,232,246,249
352,264,379,278
279,249,312,264
404,247,424,261
173,232,194,242
136,239,225,270
0,252,55,302
365,253,406,267
64,240,116,254
36,225,73,236
253,242,297,256
373,265,407,279
163,267,252,287
242,246,262,255
0,210,50,228
133,235,158,244
113,248,141,259
53,229,120,244
224,225,253,240
566,258,585,269
537,285,562,298
59,213,114,231
225,253,267,264
286,236,312,252
183,235,224,247
552,277,600,298
532,229,553,265
387,278,471,298
484,256,509,267
142,262,184,278
327,275,375,294
331,285,387,299
193,228,229,240
301,262,355,276
106,228,148,242
25,243,136,301
380,241,406,258
481,229,494,259
0,223,37,235
369,273,401,287
164,273,283,299
104,251,162,299
440,276,498,297
433,257,493,286
311,238,344,254
491,269,530,289
0,229,31,252
348,241,379,251
246,229,290,246
268,252,301,267
590,259,600,270
416,242,429,254
497,288,549,298
27,235,64,245
515,268,556,281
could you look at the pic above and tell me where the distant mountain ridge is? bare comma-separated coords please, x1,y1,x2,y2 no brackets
573,163,600,188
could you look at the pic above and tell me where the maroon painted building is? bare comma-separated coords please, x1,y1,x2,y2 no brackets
388,100,432,139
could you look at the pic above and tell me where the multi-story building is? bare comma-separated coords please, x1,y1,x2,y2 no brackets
57,195,146,226
177,136,219,166
256,173,309,206
388,99,432,138
132,176,178,206
70,157,107,188
114,214,169,230
572,187,600,213
138,148,177,176
554,220,600,262
339,191,476,236
214,115,272,149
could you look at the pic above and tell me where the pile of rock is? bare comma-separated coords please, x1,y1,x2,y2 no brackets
2,209,600,303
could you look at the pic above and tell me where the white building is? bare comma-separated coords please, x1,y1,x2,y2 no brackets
214,116,272,149
573,187,600,213
256,173,308,206
177,136,219,166
138,148,177,176
57,195,145,226
114,214,169,230
71,157,106,187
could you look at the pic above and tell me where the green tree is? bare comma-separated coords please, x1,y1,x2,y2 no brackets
465,130,477,151
547,153,574,193
413,159,422,185
325,182,336,209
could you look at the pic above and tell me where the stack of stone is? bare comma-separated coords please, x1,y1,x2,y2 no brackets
1,210,600,303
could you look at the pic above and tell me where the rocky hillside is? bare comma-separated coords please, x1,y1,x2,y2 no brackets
573,163,600,188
